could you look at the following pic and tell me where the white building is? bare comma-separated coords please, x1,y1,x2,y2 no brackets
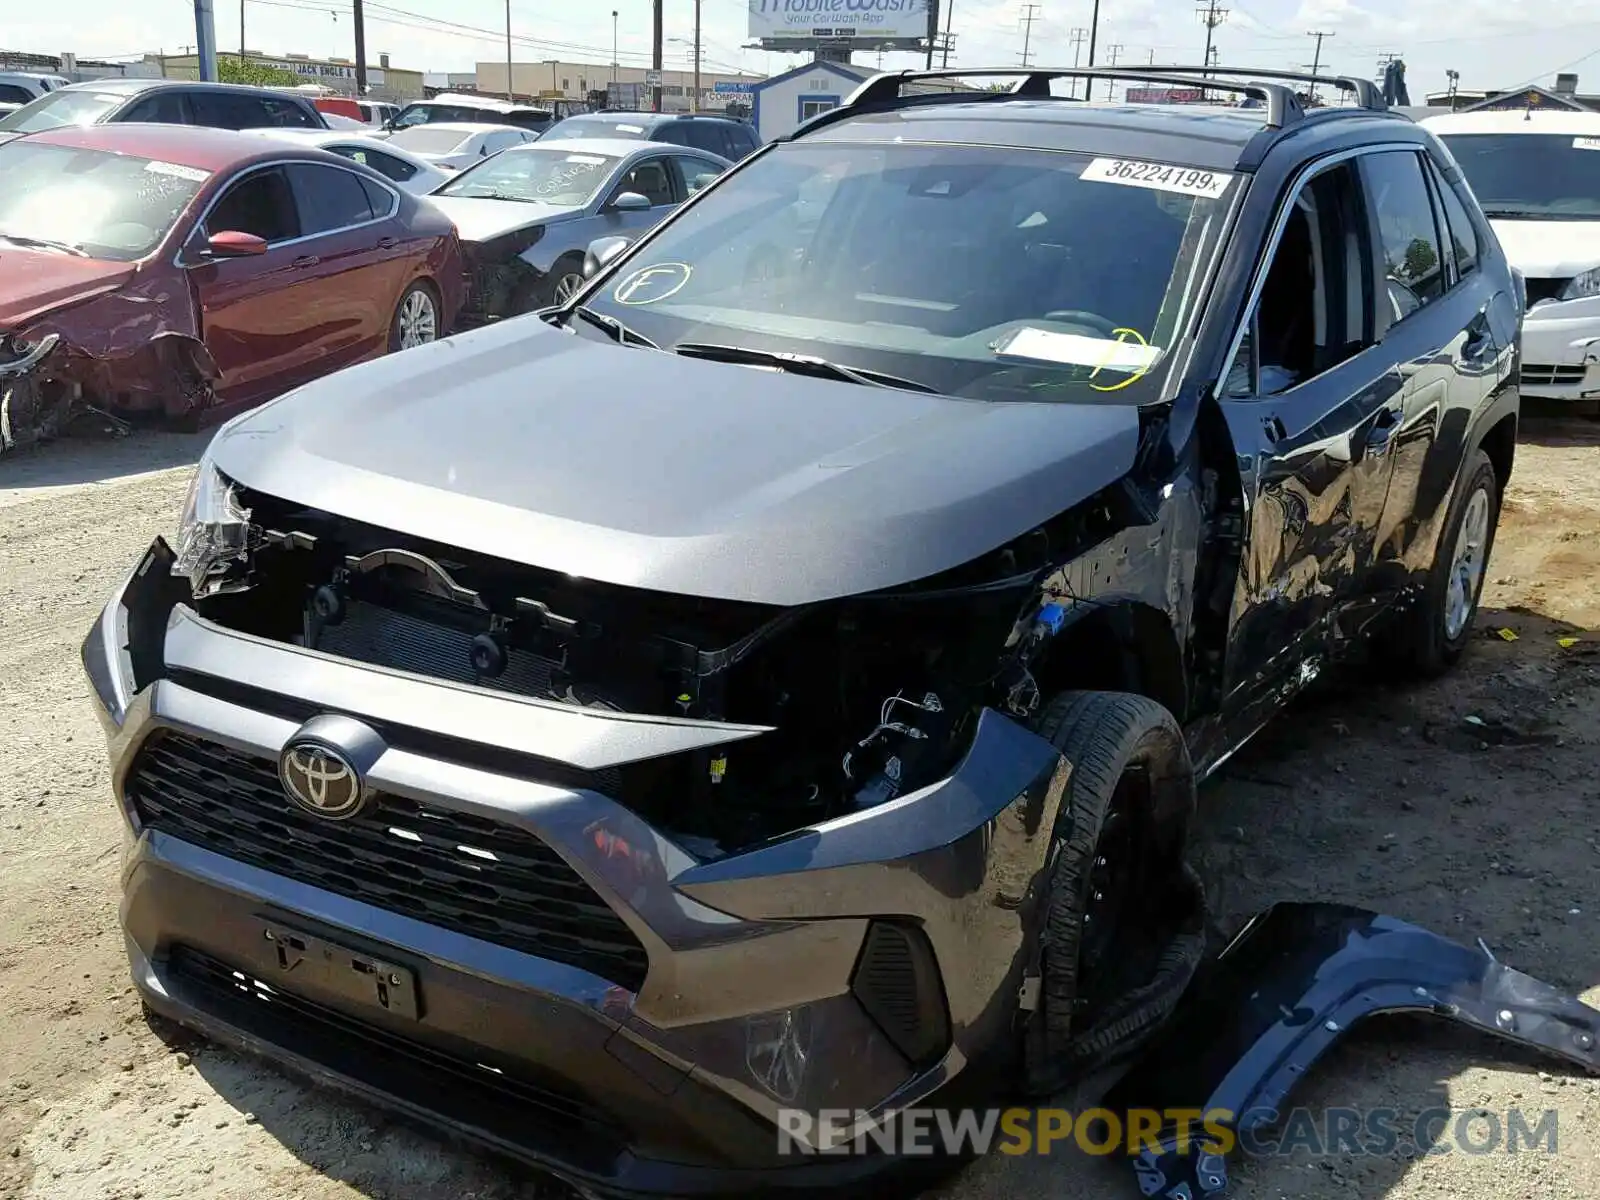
748,60,871,142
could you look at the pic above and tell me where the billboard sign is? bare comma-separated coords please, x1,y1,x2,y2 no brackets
749,0,931,43
1125,86,1205,104
714,80,755,94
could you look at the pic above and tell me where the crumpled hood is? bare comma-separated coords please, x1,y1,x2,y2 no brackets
1489,218,1600,279
0,247,135,329
211,318,1143,605
427,196,581,244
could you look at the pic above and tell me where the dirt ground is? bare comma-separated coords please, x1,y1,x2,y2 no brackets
3,417,1600,1200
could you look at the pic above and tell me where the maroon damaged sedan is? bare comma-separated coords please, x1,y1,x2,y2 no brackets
0,123,464,449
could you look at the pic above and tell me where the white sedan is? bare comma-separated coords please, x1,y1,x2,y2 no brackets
385,122,539,172
239,128,453,196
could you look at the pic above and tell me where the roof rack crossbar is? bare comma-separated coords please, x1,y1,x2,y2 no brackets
1129,65,1386,111
839,67,1304,128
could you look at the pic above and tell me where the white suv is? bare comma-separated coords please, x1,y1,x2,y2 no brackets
1426,108,1600,403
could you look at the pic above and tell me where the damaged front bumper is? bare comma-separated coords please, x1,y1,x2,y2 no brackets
1104,902,1600,1199
83,537,1071,1196
0,332,63,453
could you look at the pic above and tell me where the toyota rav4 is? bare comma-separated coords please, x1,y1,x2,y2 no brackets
83,66,1521,1196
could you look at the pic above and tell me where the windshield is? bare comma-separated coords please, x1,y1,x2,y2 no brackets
578,142,1235,403
437,147,621,204
390,126,473,154
0,88,123,133
0,141,206,260
1438,132,1600,219
542,116,650,140
391,102,512,129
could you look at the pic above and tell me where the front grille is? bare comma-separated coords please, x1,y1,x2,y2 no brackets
168,945,626,1165
128,732,649,991
1520,363,1586,387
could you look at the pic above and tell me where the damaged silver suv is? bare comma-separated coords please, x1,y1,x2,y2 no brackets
83,66,1520,1195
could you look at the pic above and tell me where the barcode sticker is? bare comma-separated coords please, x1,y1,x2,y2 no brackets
1080,157,1233,198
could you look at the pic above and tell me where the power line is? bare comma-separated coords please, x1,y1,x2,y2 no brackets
1019,3,1041,67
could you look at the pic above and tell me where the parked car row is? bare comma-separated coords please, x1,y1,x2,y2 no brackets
0,87,736,451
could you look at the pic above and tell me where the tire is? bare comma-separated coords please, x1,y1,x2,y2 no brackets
389,280,441,352
1381,448,1500,678
1023,691,1204,1095
537,255,588,309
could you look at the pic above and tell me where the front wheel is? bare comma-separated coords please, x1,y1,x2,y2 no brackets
1023,691,1205,1094
390,280,441,352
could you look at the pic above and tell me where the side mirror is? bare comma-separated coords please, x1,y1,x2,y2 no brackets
202,230,269,258
609,191,651,212
583,235,633,278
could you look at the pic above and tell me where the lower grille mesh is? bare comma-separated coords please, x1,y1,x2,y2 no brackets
169,945,626,1163
128,732,649,991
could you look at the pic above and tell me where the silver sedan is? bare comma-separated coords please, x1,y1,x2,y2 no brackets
426,136,731,321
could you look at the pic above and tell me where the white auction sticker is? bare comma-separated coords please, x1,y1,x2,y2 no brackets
564,153,608,164
144,160,210,182
1575,137,1600,151
997,327,1164,372
615,123,646,134
1079,157,1233,198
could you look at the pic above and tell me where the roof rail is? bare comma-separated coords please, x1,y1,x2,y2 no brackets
836,67,1309,129
1133,65,1386,111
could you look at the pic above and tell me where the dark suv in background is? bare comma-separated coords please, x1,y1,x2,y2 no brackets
0,78,328,141
540,110,760,160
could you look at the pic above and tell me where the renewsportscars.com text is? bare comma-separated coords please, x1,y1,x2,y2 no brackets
775,1106,1560,1158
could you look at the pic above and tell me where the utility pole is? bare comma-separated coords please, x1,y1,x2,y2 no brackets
611,10,618,87
194,0,217,81
941,0,955,67
1196,0,1228,96
502,0,513,100
353,0,367,95
1105,41,1123,100
1019,4,1040,68
692,0,701,111
1088,0,1102,97
651,0,663,113
239,0,245,68
1066,27,1086,96
1304,29,1332,99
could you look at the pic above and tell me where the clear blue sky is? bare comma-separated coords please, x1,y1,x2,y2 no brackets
10,0,1600,99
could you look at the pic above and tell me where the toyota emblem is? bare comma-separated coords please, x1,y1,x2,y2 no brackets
278,739,366,820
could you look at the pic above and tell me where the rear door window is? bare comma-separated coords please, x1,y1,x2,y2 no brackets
0,84,34,104
356,175,397,217
122,91,191,124
287,163,375,235
261,96,318,128
205,167,300,242
330,144,417,182
189,92,271,130
672,154,725,196
1427,160,1481,280
1360,149,1446,321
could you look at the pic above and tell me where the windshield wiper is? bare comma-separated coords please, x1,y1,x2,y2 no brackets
672,343,938,393
0,232,88,257
569,305,659,348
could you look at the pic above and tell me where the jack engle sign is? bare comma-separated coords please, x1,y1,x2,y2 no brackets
749,0,931,42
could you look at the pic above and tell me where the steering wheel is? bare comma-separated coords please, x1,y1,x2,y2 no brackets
1041,310,1121,337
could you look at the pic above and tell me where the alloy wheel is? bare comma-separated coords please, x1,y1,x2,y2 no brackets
397,289,438,349
552,273,585,305
1444,486,1491,641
